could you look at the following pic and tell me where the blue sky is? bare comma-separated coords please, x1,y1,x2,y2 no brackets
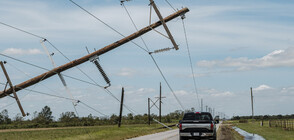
0,0,294,120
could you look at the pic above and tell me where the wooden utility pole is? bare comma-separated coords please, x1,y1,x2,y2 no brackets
206,105,208,112
159,82,162,122
0,61,26,116
201,98,203,112
0,7,189,98
251,87,254,119
149,0,179,50
148,98,151,125
118,87,124,127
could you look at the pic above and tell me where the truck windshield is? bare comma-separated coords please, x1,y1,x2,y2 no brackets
183,113,212,120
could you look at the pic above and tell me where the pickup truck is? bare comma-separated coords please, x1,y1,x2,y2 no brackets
178,112,216,140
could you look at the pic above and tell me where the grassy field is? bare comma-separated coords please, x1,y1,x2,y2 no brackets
230,120,294,140
0,124,175,140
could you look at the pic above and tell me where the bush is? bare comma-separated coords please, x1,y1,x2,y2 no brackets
239,119,248,123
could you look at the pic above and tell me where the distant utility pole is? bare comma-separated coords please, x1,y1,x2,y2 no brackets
201,99,203,112
206,106,208,112
148,98,151,125
251,87,254,119
159,82,162,122
118,87,124,127
213,108,215,117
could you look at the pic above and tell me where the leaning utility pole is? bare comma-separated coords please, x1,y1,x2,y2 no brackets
0,7,189,98
251,87,254,119
118,87,124,127
149,0,178,50
0,61,26,116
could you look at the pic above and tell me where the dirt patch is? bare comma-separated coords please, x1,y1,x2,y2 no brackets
217,124,244,140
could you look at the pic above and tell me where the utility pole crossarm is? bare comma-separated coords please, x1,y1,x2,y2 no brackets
0,7,189,98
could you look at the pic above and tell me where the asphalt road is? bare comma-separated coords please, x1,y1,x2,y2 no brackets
129,123,221,140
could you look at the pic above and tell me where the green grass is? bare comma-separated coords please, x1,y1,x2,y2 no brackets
232,120,294,140
0,124,175,140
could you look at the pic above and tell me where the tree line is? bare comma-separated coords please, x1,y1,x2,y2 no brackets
231,114,294,120
0,106,185,129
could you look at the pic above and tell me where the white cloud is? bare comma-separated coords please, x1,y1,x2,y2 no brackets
197,47,294,70
116,68,136,77
174,90,188,96
211,91,234,97
2,48,43,55
253,84,272,91
125,88,155,95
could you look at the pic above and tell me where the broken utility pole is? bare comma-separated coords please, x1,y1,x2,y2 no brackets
0,61,26,116
149,0,179,50
0,7,189,99
118,87,124,127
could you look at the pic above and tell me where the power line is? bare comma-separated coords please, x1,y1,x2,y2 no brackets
121,2,150,52
149,55,185,110
181,18,201,109
0,21,45,39
69,0,149,53
165,0,177,12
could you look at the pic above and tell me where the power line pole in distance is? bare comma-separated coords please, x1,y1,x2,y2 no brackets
118,87,124,127
251,87,254,119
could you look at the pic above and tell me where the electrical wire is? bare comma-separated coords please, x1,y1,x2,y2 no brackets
121,2,150,52
181,18,201,109
69,0,149,53
149,54,185,110
0,22,45,39
165,0,177,12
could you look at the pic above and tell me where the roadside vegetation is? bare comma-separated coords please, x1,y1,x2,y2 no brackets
0,124,176,140
228,116,294,140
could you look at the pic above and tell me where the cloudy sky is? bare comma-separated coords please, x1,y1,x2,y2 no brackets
0,0,294,119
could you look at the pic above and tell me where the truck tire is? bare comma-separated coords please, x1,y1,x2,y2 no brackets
179,136,185,140
212,134,217,140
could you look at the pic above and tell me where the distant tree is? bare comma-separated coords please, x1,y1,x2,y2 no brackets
127,113,133,120
0,109,11,124
59,112,76,123
14,113,23,122
34,106,54,124
110,114,119,124
277,114,283,119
